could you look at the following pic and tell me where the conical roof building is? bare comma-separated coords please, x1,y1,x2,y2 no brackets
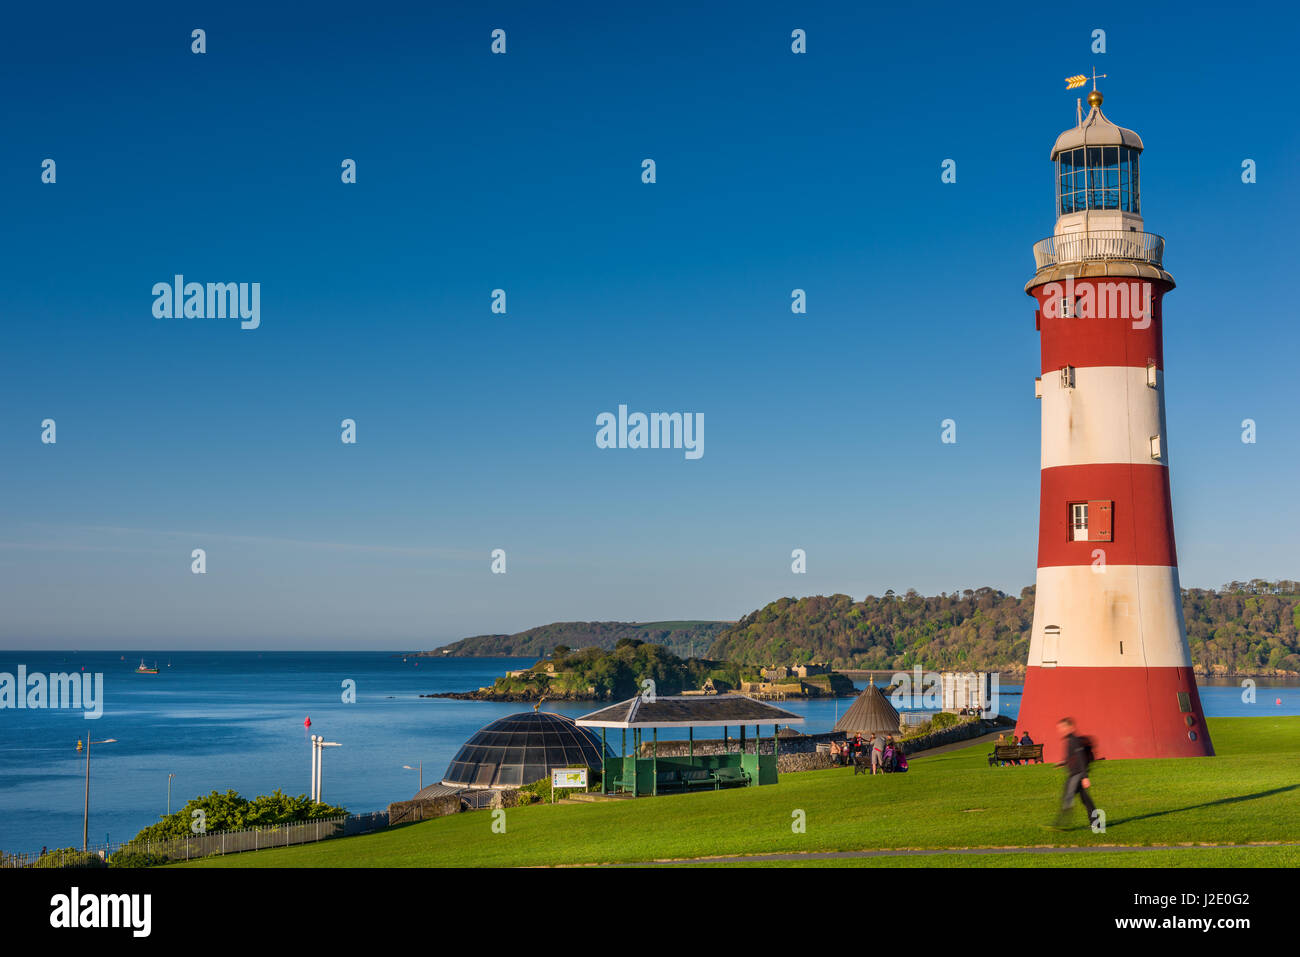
833,682,900,736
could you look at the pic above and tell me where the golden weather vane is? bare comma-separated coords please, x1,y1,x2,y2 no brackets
1065,67,1107,91
1065,68,1108,123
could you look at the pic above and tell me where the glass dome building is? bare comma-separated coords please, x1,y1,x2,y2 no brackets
441,711,608,789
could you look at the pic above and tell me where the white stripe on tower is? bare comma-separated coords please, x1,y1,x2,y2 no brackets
1039,366,1169,470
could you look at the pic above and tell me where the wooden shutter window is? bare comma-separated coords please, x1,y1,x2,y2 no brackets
1089,500,1113,542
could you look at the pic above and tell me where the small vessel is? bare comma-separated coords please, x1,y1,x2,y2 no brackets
135,659,159,674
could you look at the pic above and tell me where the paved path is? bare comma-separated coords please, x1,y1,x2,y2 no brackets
609,842,1299,866
906,729,1007,759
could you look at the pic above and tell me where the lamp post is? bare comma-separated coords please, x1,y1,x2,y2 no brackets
76,737,117,851
311,736,341,802
402,763,423,792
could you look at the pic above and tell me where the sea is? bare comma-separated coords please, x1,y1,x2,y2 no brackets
1,650,1296,855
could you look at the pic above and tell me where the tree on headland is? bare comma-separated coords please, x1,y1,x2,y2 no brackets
708,583,1300,675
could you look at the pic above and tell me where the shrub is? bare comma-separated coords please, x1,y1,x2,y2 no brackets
126,789,347,844
106,847,171,868
515,765,599,805
930,710,964,731
32,847,107,869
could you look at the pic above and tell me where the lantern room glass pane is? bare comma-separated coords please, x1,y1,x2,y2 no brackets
1130,153,1140,213
1058,144,1140,215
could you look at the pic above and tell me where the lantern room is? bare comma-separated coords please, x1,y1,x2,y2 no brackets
1050,90,1145,235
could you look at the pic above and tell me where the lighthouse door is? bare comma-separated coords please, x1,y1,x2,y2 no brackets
1042,626,1061,667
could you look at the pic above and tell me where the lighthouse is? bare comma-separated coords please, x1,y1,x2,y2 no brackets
1014,85,1213,762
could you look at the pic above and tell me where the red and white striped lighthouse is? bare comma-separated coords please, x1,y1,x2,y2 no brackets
1014,87,1213,762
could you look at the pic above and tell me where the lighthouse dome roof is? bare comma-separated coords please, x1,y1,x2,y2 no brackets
1051,99,1143,159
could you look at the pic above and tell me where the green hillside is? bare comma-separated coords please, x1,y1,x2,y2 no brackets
442,639,748,700
707,581,1300,673
433,620,730,659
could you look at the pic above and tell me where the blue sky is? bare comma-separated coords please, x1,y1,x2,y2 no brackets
2,1,1296,647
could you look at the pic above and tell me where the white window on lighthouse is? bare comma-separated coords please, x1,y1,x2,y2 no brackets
1070,502,1089,541
1060,365,1076,389
1068,500,1114,542
1060,297,1075,318
1042,626,1061,666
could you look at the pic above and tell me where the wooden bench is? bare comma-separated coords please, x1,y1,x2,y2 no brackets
988,744,1044,766
714,767,751,789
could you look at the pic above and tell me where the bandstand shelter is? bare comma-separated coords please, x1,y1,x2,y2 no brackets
576,694,804,796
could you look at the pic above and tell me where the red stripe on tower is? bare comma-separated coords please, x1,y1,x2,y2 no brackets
1014,88,1213,763
1038,464,1177,568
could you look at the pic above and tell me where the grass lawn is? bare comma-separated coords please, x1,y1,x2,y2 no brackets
695,847,1300,867
179,716,1300,867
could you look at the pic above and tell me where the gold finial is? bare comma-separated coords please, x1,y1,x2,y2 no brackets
1066,68,1107,109
1087,67,1106,108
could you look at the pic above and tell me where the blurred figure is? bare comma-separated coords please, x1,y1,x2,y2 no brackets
1050,717,1097,829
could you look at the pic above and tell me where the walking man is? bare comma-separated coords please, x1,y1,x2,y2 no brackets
871,732,886,775
1050,717,1097,829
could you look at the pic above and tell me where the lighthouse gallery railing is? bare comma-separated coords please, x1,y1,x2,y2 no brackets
1032,230,1165,270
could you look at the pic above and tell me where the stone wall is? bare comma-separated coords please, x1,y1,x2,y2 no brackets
387,793,463,826
633,716,1014,763
900,715,1015,754
777,751,836,773
638,730,845,758
488,788,523,809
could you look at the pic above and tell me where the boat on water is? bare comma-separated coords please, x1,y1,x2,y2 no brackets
135,659,159,674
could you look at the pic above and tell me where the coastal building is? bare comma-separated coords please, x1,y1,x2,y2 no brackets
739,678,804,698
940,671,994,713
681,676,729,695
761,663,828,680
1015,81,1213,762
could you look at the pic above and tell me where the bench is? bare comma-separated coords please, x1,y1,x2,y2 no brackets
714,767,751,789
655,770,683,793
680,768,715,791
988,744,1044,767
